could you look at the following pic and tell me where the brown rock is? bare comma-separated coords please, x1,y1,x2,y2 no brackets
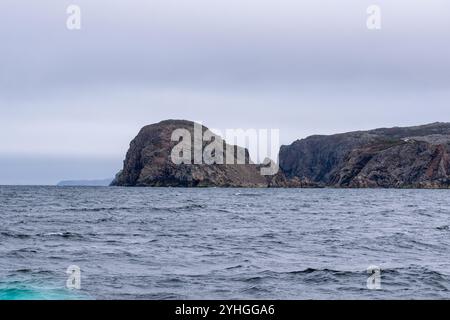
112,120,313,188
280,122,450,188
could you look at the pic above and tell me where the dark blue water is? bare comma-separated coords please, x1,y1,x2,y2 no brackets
0,186,449,299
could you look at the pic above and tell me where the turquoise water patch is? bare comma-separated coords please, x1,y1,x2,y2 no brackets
0,282,86,300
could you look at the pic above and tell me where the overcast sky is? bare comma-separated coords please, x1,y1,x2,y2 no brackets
1,0,449,184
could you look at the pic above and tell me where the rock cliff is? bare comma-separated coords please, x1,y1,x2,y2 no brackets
113,121,450,188
279,122,450,188
111,120,306,187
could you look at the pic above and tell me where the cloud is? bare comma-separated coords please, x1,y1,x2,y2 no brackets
1,0,449,95
0,0,449,183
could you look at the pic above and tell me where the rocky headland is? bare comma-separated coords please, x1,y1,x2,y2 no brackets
280,122,450,188
111,120,314,187
112,121,450,188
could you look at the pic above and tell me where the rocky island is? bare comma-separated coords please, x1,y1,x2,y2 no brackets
112,120,450,188
111,120,312,187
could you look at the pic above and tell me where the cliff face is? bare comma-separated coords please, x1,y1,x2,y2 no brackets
279,122,450,188
112,120,301,187
113,120,450,188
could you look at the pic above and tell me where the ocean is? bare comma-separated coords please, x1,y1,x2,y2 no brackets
0,186,449,299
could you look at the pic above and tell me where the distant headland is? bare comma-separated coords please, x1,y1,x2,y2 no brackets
111,120,450,188
57,178,113,187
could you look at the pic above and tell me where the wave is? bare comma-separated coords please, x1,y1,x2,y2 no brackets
62,207,132,212
248,266,449,285
149,204,206,212
234,192,263,197
39,232,85,239
0,283,86,300
0,232,31,239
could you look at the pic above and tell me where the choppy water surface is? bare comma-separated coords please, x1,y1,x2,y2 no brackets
0,186,449,299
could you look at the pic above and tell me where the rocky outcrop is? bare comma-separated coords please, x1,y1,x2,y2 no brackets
279,122,450,188
112,120,309,188
113,120,450,188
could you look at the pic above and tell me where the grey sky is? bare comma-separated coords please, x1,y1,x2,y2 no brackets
1,0,449,184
